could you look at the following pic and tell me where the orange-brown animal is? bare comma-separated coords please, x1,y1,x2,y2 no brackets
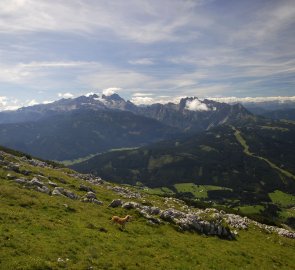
111,215,132,229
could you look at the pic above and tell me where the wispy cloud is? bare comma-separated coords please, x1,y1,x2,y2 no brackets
0,0,209,43
129,58,154,65
208,96,295,104
58,92,74,99
0,0,294,103
0,61,101,84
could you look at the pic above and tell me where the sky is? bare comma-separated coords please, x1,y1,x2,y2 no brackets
0,0,295,110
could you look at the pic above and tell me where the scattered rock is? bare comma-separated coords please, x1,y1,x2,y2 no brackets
52,187,79,200
107,185,142,199
36,185,51,195
27,159,51,168
141,205,161,215
20,169,32,176
14,178,27,184
224,214,249,230
138,210,161,225
85,191,96,199
6,173,16,180
160,208,186,222
81,191,103,205
122,201,140,209
9,163,20,173
29,177,44,188
92,199,103,205
57,258,69,263
79,185,95,193
48,181,58,187
108,199,123,208
252,220,295,239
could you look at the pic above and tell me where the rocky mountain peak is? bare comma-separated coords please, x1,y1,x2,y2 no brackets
101,93,124,102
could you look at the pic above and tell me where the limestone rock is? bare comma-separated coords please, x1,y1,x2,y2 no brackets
79,185,95,193
52,187,79,200
122,201,140,209
108,199,123,208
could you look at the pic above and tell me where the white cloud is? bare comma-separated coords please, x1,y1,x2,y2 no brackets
58,92,74,99
84,91,99,97
27,99,38,106
0,61,101,85
0,0,210,43
185,99,210,111
208,96,295,104
42,100,53,104
0,96,8,110
0,96,55,111
132,92,154,97
130,94,184,105
129,58,154,65
0,96,7,104
130,96,154,105
102,87,121,96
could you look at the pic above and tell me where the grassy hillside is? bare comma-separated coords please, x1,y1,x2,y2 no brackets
1,147,295,269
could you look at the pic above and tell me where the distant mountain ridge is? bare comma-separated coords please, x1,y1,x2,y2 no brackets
0,93,252,131
0,109,180,160
0,93,253,161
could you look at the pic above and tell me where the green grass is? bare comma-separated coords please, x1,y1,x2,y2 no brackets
269,190,295,207
280,208,295,219
1,180,295,270
1,152,295,269
174,183,231,199
61,153,98,166
236,205,265,215
144,187,174,196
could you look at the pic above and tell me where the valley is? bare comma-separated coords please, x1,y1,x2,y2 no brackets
1,146,295,269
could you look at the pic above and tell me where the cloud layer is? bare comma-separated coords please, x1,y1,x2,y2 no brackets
0,0,294,105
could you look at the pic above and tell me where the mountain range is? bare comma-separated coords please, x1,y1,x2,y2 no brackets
0,92,294,227
0,93,251,160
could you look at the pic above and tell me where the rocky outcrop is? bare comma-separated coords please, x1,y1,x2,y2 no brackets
48,181,58,187
224,214,249,230
52,187,79,200
67,173,103,186
108,199,123,208
107,185,142,199
252,221,295,239
122,201,140,209
79,184,95,193
13,176,51,195
81,191,103,205
160,208,234,238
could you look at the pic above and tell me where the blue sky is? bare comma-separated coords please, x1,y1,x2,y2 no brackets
0,0,295,110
